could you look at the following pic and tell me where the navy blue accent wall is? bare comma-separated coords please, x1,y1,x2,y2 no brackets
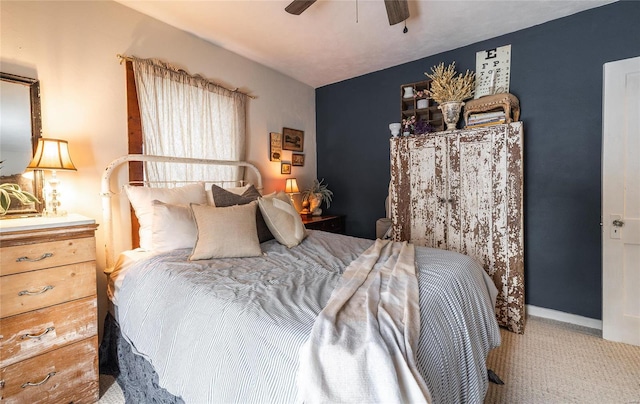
316,1,640,320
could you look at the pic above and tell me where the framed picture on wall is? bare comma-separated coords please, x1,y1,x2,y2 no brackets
282,127,304,152
292,153,305,166
281,161,292,175
269,132,282,161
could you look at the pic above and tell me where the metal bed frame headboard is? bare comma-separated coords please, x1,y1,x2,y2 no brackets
100,154,263,269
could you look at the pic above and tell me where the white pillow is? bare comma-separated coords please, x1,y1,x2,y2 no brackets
206,184,252,206
257,192,307,248
125,183,207,250
151,201,197,252
189,201,262,260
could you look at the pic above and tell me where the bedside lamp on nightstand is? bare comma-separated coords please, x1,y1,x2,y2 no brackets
284,178,300,211
27,138,77,217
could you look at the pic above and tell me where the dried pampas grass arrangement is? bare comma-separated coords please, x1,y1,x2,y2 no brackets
425,62,475,103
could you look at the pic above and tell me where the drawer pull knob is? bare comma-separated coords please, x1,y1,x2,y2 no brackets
21,372,56,388
16,252,54,263
18,285,54,296
22,327,55,340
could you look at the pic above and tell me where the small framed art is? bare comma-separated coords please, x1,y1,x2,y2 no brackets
282,127,304,152
292,153,305,166
269,132,282,161
281,162,292,175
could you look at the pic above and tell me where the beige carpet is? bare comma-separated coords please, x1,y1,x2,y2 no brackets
98,374,124,404
98,316,640,403
485,316,640,404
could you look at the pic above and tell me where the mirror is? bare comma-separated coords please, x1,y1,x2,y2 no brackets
0,72,44,216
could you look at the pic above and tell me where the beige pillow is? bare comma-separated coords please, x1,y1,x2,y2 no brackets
257,192,307,248
189,201,262,260
125,183,207,250
151,201,197,252
209,184,274,243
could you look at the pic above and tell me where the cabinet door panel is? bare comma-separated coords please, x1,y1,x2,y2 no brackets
408,136,448,248
452,131,500,267
390,137,412,242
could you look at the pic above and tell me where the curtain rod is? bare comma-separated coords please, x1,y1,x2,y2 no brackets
117,54,256,99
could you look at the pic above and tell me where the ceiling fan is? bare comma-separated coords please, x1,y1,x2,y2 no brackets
285,0,410,26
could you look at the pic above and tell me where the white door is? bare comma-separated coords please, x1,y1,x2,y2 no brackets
602,56,640,346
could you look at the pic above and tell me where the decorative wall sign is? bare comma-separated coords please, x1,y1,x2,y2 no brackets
292,153,305,166
269,132,282,161
282,127,304,152
281,161,292,174
475,45,511,98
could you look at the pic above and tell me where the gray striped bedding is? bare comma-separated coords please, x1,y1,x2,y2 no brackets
113,230,500,403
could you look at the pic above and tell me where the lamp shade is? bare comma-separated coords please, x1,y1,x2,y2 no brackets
27,138,77,171
285,178,299,193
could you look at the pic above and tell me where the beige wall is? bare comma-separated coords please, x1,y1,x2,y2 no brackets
1,1,316,332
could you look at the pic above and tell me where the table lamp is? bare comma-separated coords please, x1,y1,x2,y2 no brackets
27,138,77,216
284,178,300,210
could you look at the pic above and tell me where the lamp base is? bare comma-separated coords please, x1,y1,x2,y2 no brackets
43,209,68,217
44,171,67,217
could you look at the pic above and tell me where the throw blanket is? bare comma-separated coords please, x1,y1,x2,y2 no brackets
298,239,431,404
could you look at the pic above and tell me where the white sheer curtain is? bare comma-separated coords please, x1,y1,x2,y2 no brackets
131,57,247,185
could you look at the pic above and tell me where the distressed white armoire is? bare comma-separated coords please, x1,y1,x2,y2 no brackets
390,122,524,333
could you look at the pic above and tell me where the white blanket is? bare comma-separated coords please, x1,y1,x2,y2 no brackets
298,239,431,404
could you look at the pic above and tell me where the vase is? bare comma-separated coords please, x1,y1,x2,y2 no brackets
416,99,428,109
308,193,323,216
403,87,414,98
439,101,464,130
388,122,401,137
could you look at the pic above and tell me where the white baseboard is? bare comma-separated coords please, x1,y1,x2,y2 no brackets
526,304,602,330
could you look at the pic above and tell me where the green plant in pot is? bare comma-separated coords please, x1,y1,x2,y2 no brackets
0,161,40,216
0,183,39,215
302,179,333,216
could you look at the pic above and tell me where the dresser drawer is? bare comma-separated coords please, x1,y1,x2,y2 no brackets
0,236,95,276
0,297,97,367
0,336,99,404
0,263,96,318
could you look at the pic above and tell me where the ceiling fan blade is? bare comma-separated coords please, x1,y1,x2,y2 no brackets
285,0,317,15
385,0,410,25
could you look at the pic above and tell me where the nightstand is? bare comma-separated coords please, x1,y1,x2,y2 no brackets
0,214,99,403
301,215,345,234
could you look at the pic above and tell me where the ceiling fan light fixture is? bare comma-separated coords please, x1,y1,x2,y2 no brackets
285,0,317,15
385,0,410,26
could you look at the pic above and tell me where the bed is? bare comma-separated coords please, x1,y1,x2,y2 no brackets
99,155,501,404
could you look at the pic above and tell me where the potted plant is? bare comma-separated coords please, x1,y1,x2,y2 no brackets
0,183,39,216
302,179,333,216
402,115,416,135
0,161,40,216
425,62,475,130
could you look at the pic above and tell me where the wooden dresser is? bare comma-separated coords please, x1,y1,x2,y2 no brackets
0,215,99,403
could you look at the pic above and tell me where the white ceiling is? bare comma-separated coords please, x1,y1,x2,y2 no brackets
115,0,616,88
